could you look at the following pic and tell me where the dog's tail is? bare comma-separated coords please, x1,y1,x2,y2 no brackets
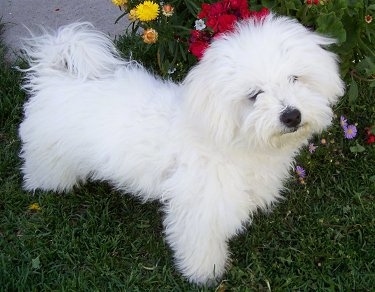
21,22,126,81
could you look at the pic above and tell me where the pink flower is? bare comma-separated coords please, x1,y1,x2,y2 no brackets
308,143,317,153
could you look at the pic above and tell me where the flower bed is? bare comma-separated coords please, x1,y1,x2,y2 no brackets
112,0,374,90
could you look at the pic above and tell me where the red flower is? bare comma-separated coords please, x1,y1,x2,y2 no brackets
224,0,243,10
206,17,219,31
197,4,209,19
217,14,237,33
250,7,270,21
210,2,226,15
365,127,375,144
189,0,269,59
189,40,210,60
367,135,375,144
190,30,211,43
306,0,320,5
198,2,225,20
190,30,200,39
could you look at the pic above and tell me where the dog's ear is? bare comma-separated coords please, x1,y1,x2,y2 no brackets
310,35,345,105
181,55,241,145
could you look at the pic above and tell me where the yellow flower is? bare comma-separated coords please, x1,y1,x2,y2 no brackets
135,1,159,22
128,8,138,22
142,28,158,44
28,202,41,212
111,0,127,6
162,4,174,17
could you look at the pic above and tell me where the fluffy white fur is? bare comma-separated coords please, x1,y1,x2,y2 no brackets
19,15,344,285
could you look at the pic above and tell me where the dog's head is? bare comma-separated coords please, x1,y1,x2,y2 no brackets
182,14,345,150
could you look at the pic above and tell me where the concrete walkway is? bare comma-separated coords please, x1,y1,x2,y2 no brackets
1,0,128,61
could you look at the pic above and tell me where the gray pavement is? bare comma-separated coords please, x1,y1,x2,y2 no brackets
1,0,128,61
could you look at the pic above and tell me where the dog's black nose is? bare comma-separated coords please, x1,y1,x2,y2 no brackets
280,108,301,128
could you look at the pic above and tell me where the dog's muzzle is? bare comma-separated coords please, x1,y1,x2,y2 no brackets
280,107,301,131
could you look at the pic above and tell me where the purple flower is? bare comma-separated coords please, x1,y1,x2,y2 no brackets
340,115,348,129
344,124,357,139
296,165,306,178
308,143,317,153
340,115,357,140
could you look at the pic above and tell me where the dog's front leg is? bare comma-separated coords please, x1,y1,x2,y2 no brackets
163,195,236,285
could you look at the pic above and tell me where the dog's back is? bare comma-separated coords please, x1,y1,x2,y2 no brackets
19,23,180,194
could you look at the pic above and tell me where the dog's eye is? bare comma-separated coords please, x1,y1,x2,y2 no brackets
248,90,264,101
290,76,298,83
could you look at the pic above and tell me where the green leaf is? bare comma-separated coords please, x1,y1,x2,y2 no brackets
356,57,375,77
345,0,361,15
316,12,346,43
259,0,277,10
348,79,358,104
32,256,41,269
285,1,296,10
350,143,365,153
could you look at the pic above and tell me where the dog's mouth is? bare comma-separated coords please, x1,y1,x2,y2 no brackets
281,123,307,135
270,123,311,148
282,127,299,134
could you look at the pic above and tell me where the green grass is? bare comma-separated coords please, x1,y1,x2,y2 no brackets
1,29,374,291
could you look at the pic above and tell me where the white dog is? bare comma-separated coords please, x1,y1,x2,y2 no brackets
19,14,344,285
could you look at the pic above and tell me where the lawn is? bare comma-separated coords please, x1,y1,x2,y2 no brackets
1,23,374,290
